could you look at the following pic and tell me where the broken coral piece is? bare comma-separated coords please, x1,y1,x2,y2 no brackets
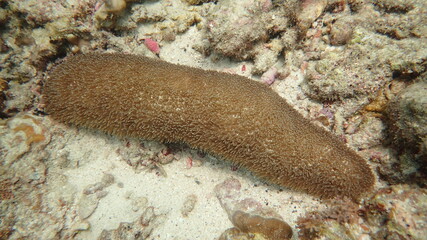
261,67,278,85
95,0,127,28
296,0,327,37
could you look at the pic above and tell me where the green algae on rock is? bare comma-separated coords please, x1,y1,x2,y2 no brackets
43,53,374,200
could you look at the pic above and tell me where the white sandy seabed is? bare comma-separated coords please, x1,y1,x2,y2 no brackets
62,132,320,240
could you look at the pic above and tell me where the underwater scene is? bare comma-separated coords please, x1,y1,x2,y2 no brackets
0,0,426,239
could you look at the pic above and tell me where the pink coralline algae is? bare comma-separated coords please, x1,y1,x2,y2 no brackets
261,67,278,85
144,38,160,55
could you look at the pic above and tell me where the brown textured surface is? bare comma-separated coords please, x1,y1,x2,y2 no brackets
44,53,374,200
232,210,293,240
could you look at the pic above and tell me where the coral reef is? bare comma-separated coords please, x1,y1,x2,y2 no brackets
113,0,205,44
206,0,297,73
385,78,427,184
297,197,363,240
301,27,426,102
2,0,97,80
387,79,427,159
0,114,78,239
296,0,327,37
297,185,427,240
0,0,426,238
371,0,427,39
363,185,427,240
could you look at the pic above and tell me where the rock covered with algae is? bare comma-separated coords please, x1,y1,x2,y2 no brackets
387,79,427,161
215,178,293,240
385,78,427,185
297,185,427,240
205,0,297,73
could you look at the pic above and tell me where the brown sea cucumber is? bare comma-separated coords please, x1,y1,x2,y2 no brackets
43,53,374,200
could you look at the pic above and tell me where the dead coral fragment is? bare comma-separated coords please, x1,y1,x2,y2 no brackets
296,0,327,37
232,211,292,240
96,0,127,19
181,194,197,217
329,18,354,45
98,207,167,240
95,0,127,28
207,0,291,60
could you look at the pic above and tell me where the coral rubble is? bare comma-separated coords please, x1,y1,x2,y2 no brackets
297,185,427,240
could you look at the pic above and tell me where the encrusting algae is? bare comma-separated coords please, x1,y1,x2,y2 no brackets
43,53,375,201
